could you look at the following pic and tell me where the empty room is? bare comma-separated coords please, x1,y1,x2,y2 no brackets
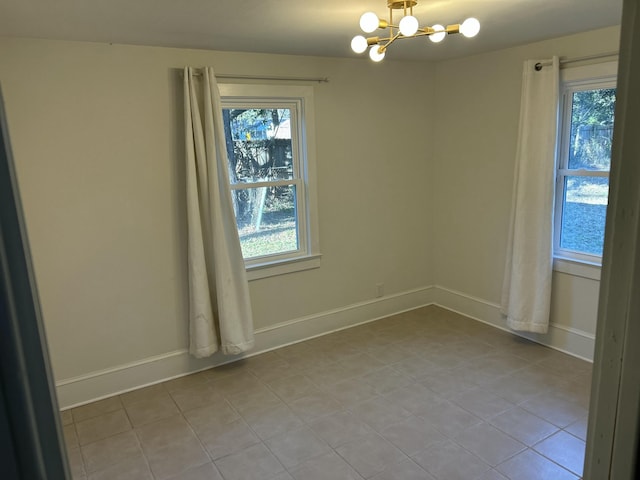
1,0,636,479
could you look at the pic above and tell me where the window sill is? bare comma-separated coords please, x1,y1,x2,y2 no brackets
246,254,322,281
553,256,601,281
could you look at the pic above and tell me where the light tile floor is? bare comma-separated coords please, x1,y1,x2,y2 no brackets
61,306,592,479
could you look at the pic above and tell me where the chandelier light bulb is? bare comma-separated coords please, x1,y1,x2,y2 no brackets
460,17,480,38
429,24,446,43
369,45,385,62
351,1,480,59
360,12,381,33
399,15,419,36
351,35,368,54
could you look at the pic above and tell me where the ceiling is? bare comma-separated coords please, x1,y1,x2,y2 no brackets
0,0,623,62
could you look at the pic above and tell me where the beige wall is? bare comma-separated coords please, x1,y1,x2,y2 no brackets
0,26,622,403
0,38,435,383
433,26,621,357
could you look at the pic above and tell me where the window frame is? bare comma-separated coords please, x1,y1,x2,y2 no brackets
553,61,617,274
218,84,321,280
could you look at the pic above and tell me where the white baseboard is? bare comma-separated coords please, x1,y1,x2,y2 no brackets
56,286,436,409
56,283,595,409
432,285,595,362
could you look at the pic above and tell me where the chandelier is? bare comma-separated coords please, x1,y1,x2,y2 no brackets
351,0,480,61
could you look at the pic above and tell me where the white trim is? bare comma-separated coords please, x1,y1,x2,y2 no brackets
55,349,188,387
247,254,321,281
218,84,321,280
553,256,601,281
56,284,596,409
432,285,595,362
56,286,435,409
550,321,597,340
560,61,619,83
554,64,617,264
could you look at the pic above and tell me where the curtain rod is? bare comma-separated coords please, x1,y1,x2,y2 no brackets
535,51,618,71
188,70,329,83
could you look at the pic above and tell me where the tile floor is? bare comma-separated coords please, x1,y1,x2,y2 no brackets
61,306,592,479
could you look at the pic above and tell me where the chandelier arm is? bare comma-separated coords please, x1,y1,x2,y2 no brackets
354,1,480,59
376,29,436,43
384,31,438,40
381,32,402,51
413,29,442,39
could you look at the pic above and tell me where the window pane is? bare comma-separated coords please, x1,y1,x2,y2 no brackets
568,88,616,170
560,176,609,256
222,108,294,184
232,185,298,259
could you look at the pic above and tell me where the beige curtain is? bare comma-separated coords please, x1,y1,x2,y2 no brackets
183,66,254,357
501,57,560,334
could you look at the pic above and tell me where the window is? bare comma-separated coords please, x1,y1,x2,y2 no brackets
554,62,617,270
218,84,320,280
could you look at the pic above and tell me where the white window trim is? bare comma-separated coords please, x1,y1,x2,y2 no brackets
218,84,321,280
553,257,601,281
553,61,617,276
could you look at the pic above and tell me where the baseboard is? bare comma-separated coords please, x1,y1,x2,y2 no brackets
432,285,595,362
56,283,595,409
56,285,436,409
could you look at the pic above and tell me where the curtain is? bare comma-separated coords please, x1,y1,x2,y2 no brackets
183,67,254,357
501,57,560,334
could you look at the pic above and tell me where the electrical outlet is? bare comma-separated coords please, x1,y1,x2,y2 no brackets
376,283,384,298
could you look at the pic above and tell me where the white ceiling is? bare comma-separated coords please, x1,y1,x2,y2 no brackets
0,0,623,62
